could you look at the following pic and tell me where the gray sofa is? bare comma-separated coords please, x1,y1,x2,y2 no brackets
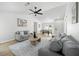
38,34,79,56
15,31,29,42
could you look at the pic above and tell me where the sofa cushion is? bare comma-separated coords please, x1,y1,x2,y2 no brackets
61,36,69,43
38,48,62,56
20,31,24,35
24,31,28,35
49,40,62,52
16,31,20,35
60,33,67,39
62,40,79,56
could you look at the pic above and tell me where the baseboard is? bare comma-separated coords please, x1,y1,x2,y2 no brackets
0,39,15,43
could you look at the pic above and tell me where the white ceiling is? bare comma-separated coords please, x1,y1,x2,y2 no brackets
0,2,68,22
0,2,25,13
0,2,68,13
35,5,66,22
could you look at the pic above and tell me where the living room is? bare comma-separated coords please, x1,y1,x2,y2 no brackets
0,2,79,56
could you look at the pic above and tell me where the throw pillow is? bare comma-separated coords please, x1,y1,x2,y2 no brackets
24,31,28,35
49,40,62,52
60,33,67,39
61,36,68,43
16,31,20,35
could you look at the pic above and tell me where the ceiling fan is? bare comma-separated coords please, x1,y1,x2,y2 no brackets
29,6,43,16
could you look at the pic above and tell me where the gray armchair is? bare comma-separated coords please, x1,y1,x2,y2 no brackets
15,31,29,42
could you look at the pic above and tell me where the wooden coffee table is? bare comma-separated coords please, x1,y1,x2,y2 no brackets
30,37,41,45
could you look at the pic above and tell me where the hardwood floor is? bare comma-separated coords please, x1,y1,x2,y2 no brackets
0,33,50,56
0,40,17,56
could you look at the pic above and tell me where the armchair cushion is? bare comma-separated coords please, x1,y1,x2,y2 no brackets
15,31,20,35
15,31,29,42
24,31,28,35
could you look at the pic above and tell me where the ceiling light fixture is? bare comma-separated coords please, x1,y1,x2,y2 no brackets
29,6,43,16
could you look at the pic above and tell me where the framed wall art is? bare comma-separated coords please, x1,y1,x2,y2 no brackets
17,18,27,27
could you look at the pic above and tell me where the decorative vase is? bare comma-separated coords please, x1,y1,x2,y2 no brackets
33,32,37,38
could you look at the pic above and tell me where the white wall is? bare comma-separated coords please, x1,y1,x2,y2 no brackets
0,12,17,42
0,12,41,42
64,2,73,35
64,2,79,42
54,20,64,35
16,15,38,33
70,23,79,42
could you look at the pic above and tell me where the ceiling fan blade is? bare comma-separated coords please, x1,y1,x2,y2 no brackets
29,9,34,12
36,9,42,13
37,13,43,15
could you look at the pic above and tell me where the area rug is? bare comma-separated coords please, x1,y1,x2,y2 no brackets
9,38,51,56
